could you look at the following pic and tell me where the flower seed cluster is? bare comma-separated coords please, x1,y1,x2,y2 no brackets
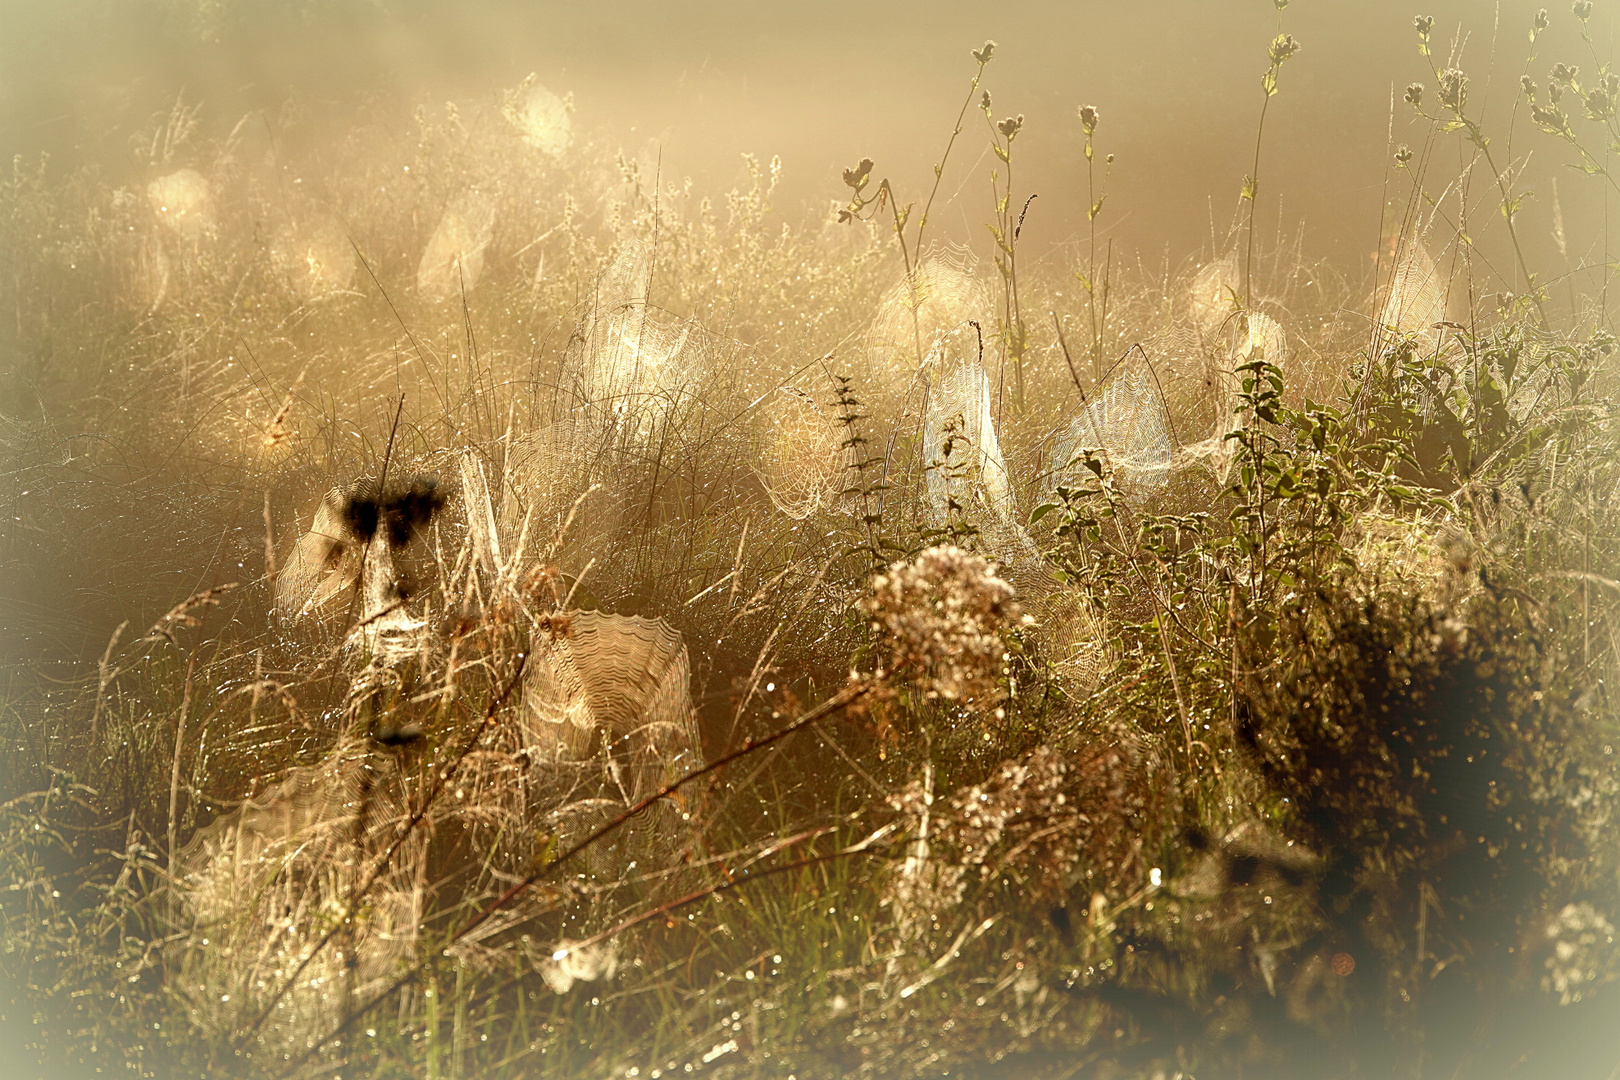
862,545,1026,704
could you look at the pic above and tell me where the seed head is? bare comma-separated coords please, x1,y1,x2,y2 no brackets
1438,68,1468,111
1078,103,1100,136
1415,14,1435,35
1394,144,1414,167
1536,8,1551,31
979,90,992,113
862,545,1028,704
1585,85,1614,118
1405,82,1426,107
1552,62,1580,84
842,157,874,191
1268,33,1301,64
1550,80,1565,103
1532,102,1567,128
1574,1,1593,20
971,40,996,64
1522,75,1538,99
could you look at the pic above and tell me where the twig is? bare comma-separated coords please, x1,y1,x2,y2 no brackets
166,657,197,891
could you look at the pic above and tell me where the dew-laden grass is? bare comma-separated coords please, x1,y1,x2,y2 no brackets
4,13,1620,1080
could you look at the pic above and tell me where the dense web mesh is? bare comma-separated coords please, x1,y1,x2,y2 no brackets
274,485,363,623
1186,249,1239,344
416,189,497,301
577,238,693,428
498,417,631,582
1376,236,1448,349
269,211,355,302
501,76,573,158
755,383,843,520
522,611,704,884
175,740,426,1049
1047,355,1173,501
178,599,704,1042
1245,311,1286,368
866,247,992,400
921,324,1032,561
1168,309,1290,483
501,238,720,586
147,168,216,243
273,479,438,672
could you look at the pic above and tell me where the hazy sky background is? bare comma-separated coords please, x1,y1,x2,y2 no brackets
1,0,1611,286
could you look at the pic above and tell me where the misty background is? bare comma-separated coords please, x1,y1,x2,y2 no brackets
1,0,1605,278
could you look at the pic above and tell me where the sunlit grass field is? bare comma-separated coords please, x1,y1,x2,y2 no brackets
3,9,1620,1079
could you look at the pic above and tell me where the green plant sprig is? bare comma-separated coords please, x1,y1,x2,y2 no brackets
1408,15,1552,327
1076,104,1117,382
981,97,1031,412
838,41,997,366
1524,4,1620,189
1241,0,1302,307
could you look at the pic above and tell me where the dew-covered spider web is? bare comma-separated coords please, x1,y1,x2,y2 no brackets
755,383,844,520
176,739,426,1050
867,246,992,401
921,324,1034,562
416,188,497,301
522,611,704,884
1047,353,1173,502
1376,235,1448,349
